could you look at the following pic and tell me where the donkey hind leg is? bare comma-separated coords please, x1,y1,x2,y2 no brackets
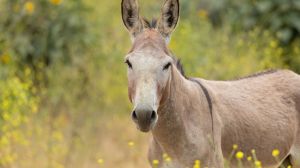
289,144,300,168
280,154,292,167
290,86,300,167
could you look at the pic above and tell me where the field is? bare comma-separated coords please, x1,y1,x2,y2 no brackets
0,0,299,167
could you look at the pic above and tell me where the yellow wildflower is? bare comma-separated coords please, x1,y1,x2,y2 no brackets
272,149,280,157
251,149,256,154
0,53,10,64
247,156,252,161
31,104,38,113
25,67,31,76
97,158,104,164
270,40,278,48
24,1,35,14
128,141,135,147
152,159,159,165
198,9,208,19
52,131,63,141
193,160,200,168
255,160,262,167
235,151,244,159
50,0,62,5
165,157,172,162
287,165,292,168
233,144,238,150
163,153,172,162
294,45,300,54
0,136,9,146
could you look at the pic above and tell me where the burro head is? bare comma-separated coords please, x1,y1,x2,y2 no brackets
121,0,180,132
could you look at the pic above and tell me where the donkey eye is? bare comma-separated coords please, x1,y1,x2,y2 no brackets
125,59,132,69
163,62,171,70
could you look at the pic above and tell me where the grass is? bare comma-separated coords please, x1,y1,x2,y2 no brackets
92,115,149,168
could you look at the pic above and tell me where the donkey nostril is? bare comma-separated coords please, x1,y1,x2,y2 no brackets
132,111,138,120
151,111,157,121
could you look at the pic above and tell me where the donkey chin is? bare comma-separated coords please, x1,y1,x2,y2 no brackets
136,121,157,133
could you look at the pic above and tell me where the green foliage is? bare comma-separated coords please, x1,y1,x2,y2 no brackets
170,19,286,80
0,0,90,68
285,39,300,73
207,0,300,44
0,72,38,166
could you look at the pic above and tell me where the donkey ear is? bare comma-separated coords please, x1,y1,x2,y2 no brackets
158,0,179,38
121,0,143,36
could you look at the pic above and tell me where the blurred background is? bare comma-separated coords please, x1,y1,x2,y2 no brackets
0,0,299,167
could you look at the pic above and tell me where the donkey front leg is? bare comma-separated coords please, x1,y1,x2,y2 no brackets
196,142,224,168
204,142,224,167
194,132,224,168
212,142,225,168
209,123,224,168
148,138,182,168
148,137,163,168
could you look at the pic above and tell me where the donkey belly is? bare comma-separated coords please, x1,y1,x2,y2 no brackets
220,106,298,167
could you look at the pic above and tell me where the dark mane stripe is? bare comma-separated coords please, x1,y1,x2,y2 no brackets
175,59,186,78
232,69,278,81
143,18,158,28
171,57,278,81
170,54,187,78
189,78,215,149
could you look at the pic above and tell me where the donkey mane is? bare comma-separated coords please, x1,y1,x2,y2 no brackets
170,56,187,78
172,58,278,81
143,18,158,29
232,69,279,81
175,59,186,78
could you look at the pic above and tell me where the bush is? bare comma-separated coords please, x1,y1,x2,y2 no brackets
0,0,90,69
170,18,286,80
0,72,39,167
204,0,300,44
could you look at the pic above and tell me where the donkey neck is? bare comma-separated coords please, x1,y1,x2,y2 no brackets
151,66,213,158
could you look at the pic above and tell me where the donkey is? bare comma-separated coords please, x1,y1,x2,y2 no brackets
121,0,300,167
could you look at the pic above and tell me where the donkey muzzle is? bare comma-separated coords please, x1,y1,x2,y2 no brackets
131,107,157,132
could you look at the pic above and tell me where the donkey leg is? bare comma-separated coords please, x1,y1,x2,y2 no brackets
214,145,224,168
290,88,300,167
148,137,163,168
207,144,224,168
280,154,292,167
210,115,224,168
211,125,224,168
290,134,300,167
